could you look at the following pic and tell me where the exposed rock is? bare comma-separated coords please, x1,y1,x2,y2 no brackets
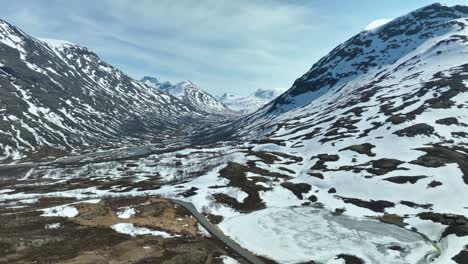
387,245,405,251
452,248,468,264
340,143,376,156
307,195,318,203
393,123,435,137
178,187,199,198
412,146,468,185
377,214,407,227
418,212,468,237
383,175,427,184
400,200,432,209
368,159,405,175
310,154,340,170
335,254,364,264
427,180,443,188
338,197,395,213
280,182,312,199
315,154,340,162
436,117,459,125
307,172,324,179
452,131,468,138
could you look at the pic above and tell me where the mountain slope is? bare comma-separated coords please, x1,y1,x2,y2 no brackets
263,3,468,114
217,88,283,114
0,20,227,161
220,4,468,262
142,76,235,116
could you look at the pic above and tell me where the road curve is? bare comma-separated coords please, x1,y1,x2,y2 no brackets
170,199,265,264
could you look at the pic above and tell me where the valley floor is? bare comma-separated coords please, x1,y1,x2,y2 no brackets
0,138,466,264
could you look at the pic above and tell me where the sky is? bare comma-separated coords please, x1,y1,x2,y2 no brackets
0,0,467,96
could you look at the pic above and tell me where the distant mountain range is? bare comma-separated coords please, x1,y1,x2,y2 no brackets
141,76,235,115
217,88,284,114
142,75,283,114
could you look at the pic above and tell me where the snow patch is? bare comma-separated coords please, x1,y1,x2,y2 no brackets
116,207,136,219
111,223,176,238
41,205,79,218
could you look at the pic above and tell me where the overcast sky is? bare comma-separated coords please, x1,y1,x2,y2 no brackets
1,0,467,96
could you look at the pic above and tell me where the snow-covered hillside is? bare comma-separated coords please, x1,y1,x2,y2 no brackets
142,76,235,116
219,3,468,263
217,88,283,114
0,20,232,161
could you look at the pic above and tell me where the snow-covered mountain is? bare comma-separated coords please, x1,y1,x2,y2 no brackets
217,88,283,114
141,76,235,116
0,19,232,161
217,4,468,262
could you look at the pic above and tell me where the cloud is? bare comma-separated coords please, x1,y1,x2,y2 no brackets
364,18,392,31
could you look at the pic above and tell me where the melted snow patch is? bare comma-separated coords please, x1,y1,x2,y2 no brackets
111,223,175,238
220,255,240,264
82,199,101,204
45,223,62,229
39,199,100,218
0,189,14,194
116,207,136,219
41,205,78,218
198,223,211,237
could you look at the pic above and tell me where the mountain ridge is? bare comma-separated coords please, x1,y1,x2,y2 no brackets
141,76,236,116
0,19,233,160
262,3,468,114
217,88,284,114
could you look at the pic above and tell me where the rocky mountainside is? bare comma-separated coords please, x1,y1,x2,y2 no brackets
218,3,468,262
142,76,235,116
217,88,283,114
261,3,468,114
0,20,231,161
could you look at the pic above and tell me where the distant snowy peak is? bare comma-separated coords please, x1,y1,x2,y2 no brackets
141,76,234,115
39,38,77,49
142,75,277,115
218,88,284,114
164,81,195,99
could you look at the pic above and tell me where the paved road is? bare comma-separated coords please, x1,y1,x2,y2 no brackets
170,199,265,264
